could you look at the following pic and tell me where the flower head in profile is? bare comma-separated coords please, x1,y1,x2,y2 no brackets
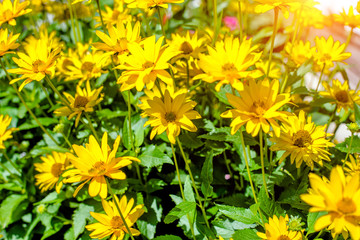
34,152,71,193
0,0,32,26
54,81,104,127
270,110,334,170
94,4,132,27
320,79,360,113
194,36,263,91
86,195,144,240
301,166,360,240
312,36,351,71
0,29,20,57
8,39,61,91
253,0,301,18
257,215,303,240
93,21,141,64
126,0,184,9
139,87,201,144
333,6,360,29
221,79,291,137
63,132,140,198
343,155,360,177
299,6,328,29
0,115,18,149
283,40,313,68
116,35,178,92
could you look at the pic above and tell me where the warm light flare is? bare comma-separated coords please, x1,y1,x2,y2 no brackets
316,0,358,14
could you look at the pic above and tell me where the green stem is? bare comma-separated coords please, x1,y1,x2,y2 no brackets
280,68,289,93
345,27,354,50
67,0,78,43
185,59,190,89
259,130,270,198
315,64,326,92
61,132,74,151
84,113,100,143
127,91,134,152
105,179,135,240
176,137,211,231
238,0,243,41
343,133,354,167
223,152,241,190
45,75,72,112
213,0,217,35
156,7,166,39
325,105,337,133
2,150,22,176
73,6,82,42
170,143,196,240
95,0,107,33
267,7,279,77
1,59,60,146
38,81,54,108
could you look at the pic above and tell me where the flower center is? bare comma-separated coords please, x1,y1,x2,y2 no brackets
112,10,120,20
337,198,356,214
293,130,312,148
32,59,46,73
88,161,107,175
74,96,89,108
51,163,63,178
81,61,95,73
62,58,74,71
180,41,193,55
335,90,349,103
320,53,332,62
165,112,176,122
143,61,154,69
222,63,237,73
277,236,291,240
111,216,124,229
250,101,266,115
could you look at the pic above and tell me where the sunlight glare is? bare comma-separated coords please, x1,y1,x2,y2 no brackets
315,0,358,14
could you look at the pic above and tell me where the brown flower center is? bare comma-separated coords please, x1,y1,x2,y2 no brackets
222,63,237,72
51,163,63,178
320,53,332,62
277,236,291,240
142,61,154,69
180,41,193,55
165,112,176,122
250,101,266,116
111,10,120,20
62,58,74,71
32,59,46,73
337,198,356,214
111,216,124,229
81,61,95,73
335,90,349,103
74,96,89,108
88,161,107,175
293,130,312,148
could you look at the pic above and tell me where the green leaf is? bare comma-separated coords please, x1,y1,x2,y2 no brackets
122,117,131,150
201,150,213,199
18,117,58,130
335,136,360,154
184,176,195,203
258,186,275,218
138,145,173,170
164,202,196,224
178,132,204,149
133,117,146,147
307,212,327,234
0,194,27,228
137,197,163,239
232,229,260,240
96,109,127,120
354,103,360,125
73,203,95,239
153,235,182,240
216,204,260,224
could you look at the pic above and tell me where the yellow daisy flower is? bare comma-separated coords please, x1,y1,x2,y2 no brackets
253,0,301,18
270,110,334,170
126,0,184,9
333,6,360,29
115,35,178,92
299,6,328,29
0,28,20,57
23,24,64,52
34,152,71,193
92,21,141,64
0,0,32,26
255,60,281,79
168,31,207,61
54,81,104,127
139,87,201,144
72,0,91,4
257,215,303,240
63,132,140,198
0,115,17,150
7,39,61,91
94,4,132,27
312,36,351,71
221,79,291,137
283,40,313,68
320,79,360,113
301,166,360,240
194,36,263,91
344,155,360,177
86,195,145,240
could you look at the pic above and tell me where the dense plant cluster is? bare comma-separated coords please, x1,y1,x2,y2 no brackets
1,0,360,239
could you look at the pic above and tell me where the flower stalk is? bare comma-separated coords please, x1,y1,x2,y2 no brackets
267,7,279,77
